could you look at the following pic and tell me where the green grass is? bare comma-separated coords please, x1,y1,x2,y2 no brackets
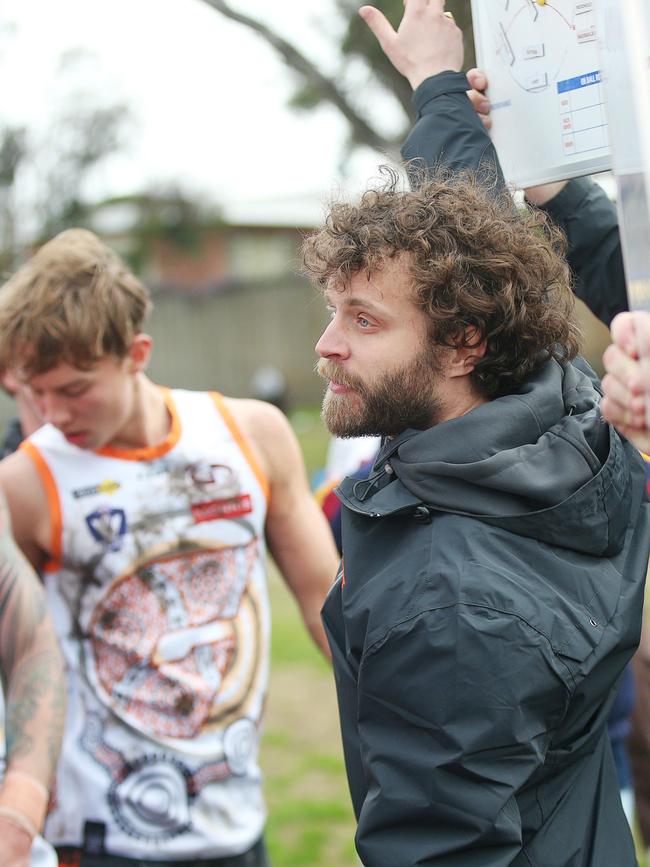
268,581,330,669
635,823,647,866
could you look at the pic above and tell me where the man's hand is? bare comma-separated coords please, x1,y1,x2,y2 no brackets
466,67,491,129
359,0,463,90
0,817,31,867
466,67,570,203
602,311,650,452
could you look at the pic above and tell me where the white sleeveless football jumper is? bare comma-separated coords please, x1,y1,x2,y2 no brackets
23,389,270,860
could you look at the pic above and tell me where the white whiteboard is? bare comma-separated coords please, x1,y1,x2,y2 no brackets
470,0,612,188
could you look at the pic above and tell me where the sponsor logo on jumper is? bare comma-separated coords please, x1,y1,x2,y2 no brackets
187,462,237,488
73,479,121,499
86,507,128,550
136,462,168,481
191,494,253,524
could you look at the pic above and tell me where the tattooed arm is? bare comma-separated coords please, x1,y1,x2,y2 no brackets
0,492,65,866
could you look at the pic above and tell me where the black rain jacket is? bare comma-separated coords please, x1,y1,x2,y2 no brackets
322,358,649,866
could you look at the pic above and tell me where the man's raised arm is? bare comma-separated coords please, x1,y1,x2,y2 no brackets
360,1,503,184
361,0,628,327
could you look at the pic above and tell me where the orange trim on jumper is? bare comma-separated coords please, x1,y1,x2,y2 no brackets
20,440,63,570
95,388,181,462
210,392,270,502
641,451,650,463
53,851,81,867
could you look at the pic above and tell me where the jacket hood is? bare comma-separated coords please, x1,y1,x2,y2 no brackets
337,358,638,557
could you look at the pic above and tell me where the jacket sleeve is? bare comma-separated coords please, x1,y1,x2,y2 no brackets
401,73,627,326
539,178,627,326
354,604,570,867
401,71,505,190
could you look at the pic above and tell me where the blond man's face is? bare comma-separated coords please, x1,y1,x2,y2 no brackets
16,354,138,451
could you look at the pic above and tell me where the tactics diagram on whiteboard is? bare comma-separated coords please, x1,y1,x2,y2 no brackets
471,0,611,187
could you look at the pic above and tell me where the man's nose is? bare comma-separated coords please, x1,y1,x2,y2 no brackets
40,396,72,428
315,317,348,360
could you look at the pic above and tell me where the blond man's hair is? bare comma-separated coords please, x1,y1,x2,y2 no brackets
0,228,152,376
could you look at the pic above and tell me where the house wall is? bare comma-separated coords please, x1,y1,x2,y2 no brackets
146,277,329,407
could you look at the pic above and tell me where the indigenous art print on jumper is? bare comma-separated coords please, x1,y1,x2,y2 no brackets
27,390,270,852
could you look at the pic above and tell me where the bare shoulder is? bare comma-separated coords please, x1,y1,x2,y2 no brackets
220,397,302,481
0,449,50,568
0,448,44,499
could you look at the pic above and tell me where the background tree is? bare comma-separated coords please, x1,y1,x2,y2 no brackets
197,0,474,155
0,126,27,272
0,47,132,270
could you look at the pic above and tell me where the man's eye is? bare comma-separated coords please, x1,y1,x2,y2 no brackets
357,316,371,328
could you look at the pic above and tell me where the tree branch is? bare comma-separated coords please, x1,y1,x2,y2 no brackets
197,0,402,155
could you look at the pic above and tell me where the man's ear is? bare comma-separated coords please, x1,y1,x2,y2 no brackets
447,327,486,379
126,333,153,373
0,369,19,396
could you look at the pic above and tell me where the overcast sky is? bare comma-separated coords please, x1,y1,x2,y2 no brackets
1,0,401,219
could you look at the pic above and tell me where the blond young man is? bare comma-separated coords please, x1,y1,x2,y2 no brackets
0,228,338,867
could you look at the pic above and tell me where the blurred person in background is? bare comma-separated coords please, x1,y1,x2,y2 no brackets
249,365,288,414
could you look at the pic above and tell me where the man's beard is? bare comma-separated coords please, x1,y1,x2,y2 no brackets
317,350,444,438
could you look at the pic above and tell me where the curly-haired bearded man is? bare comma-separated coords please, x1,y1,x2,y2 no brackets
305,167,650,867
